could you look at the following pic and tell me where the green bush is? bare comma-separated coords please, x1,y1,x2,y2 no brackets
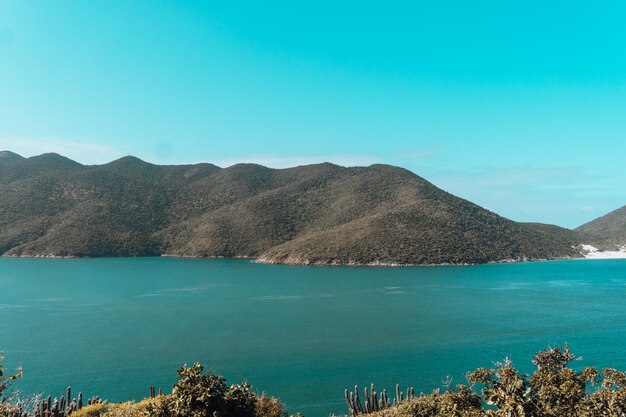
70,403,108,417
151,363,260,417
224,383,257,417
0,352,286,417
10,345,626,417
254,396,288,417
353,345,626,417
0,351,22,403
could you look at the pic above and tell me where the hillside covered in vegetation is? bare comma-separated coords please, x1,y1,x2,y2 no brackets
0,152,586,265
3,346,626,417
577,205,626,250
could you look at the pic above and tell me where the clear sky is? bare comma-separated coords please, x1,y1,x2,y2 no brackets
1,1,625,228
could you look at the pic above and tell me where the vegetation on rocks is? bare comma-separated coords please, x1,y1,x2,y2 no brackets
0,152,588,265
344,345,626,417
0,356,290,417
5,346,626,417
577,205,626,250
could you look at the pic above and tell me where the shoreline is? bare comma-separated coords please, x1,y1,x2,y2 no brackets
580,244,626,259
0,253,596,267
4,243,625,266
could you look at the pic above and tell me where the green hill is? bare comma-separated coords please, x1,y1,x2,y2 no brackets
0,152,584,265
577,205,626,249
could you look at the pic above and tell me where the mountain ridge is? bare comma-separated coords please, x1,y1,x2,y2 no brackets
0,151,598,265
576,205,626,249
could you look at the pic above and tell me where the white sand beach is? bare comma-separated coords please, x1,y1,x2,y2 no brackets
582,244,626,259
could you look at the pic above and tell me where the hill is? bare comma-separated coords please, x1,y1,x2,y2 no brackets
0,152,584,264
576,205,626,249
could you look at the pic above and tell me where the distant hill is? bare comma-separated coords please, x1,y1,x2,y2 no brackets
576,206,626,249
0,150,24,162
0,152,585,265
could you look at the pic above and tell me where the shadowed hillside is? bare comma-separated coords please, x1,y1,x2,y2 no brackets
577,206,626,249
0,152,584,265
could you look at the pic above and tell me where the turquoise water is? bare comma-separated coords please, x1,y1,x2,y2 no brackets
1,258,626,416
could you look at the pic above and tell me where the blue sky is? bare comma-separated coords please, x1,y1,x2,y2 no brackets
0,1,625,228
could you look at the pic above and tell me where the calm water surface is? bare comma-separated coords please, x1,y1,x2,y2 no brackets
1,258,626,416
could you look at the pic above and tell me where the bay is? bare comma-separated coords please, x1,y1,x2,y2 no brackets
1,258,626,416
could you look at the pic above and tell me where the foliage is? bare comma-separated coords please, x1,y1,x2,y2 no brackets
142,397,172,417
11,345,626,417
0,153,583,265
166,362,257,417
223,383,257,417
0,352,286,417
577,368,626,417
356,345,626,417
254,396,288,417
0,402,21,417
528,344,586,416
395,386,482,417
467,358,535,417
70,403,108,417
58,398,173,417
0,351,22,403
153,363,271,417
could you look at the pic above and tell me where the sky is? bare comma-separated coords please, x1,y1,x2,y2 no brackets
0,1,625,228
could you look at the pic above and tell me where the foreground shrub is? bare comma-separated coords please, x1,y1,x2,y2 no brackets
11,345,626,417
0,353,288,417
577,368,626,417
0,403,20,417
347,345,626,417
393,386,482,417
70,403,108,417
167,363,256,417
146,364,288,417
467,358,536,416
0,351,22,402
254,396,288,417
168,362,230,417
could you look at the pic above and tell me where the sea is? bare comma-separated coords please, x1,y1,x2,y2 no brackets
1,258,625,416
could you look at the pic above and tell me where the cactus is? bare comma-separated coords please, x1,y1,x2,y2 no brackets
345,386,369,417
382,389,389,409
371,386,377,412
345,383,418,415
345,389,353,416
16,387,101,417
354,385,363,414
